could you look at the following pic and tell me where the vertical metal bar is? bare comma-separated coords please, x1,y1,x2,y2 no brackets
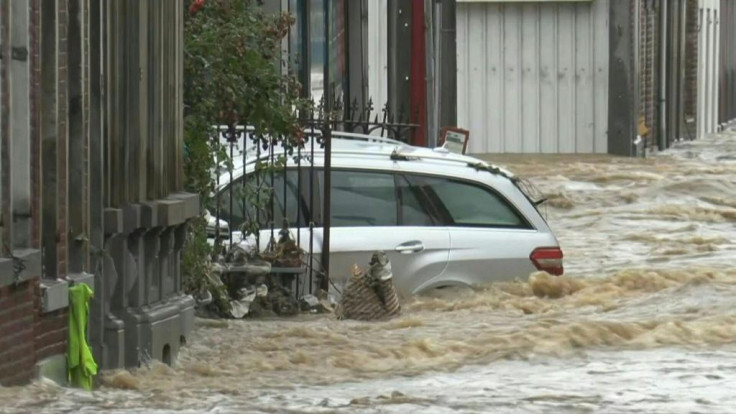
633,0,641,152
308,121,315,292
241,130,246,238
677,0,687,140
425,0,437,147
215,127,221,247
256,134,261,249
283,136,288,224
269,135,275,243
667,0,679,146
296,133,302,299
296,136,301,248
658,0,668,150
229,136,234,249
320,0,332,292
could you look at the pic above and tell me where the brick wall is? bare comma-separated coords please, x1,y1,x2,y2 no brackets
639,0,659,149
35,306,68,363
0,280,38,386
0,0,70,386
0,278,69,386
40,0,71,372
684,0,699,134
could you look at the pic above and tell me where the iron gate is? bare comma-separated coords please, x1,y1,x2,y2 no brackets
211,97,418,297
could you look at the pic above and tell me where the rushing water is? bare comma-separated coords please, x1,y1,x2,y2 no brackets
2,130,736,414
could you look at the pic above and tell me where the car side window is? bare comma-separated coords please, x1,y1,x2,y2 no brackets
419,176,528,228
215,169,307,231
325,170,398,227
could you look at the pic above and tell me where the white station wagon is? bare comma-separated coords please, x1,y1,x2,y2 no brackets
209,132,563,295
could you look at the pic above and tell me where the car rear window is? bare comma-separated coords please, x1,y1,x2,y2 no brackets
417,176,529,228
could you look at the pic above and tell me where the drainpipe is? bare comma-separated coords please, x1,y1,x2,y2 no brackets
658,0,668,150
633,0,642,156
410,0,428,146
321,0,332,292
425,0,437,147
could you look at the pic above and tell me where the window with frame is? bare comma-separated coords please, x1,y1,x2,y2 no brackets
417,176,528,228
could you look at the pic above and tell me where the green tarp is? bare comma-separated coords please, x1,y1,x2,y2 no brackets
68,283,98,390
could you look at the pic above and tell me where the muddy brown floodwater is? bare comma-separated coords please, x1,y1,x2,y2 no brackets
2,130,736,414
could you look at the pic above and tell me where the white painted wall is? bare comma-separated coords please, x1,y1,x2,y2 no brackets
367,0,388,116
457,0,609,154
697,0,720,138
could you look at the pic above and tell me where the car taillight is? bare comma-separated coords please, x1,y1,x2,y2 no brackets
530,247,564,276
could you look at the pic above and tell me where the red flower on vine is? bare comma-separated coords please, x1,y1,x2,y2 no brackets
189,0,205,15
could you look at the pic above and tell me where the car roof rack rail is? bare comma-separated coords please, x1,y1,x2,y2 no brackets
307,130,406,146
388,149,515,179
211,124,405,146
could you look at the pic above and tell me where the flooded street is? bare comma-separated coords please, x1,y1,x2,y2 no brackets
2,130,736,413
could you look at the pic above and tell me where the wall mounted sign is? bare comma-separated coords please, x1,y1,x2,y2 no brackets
440,127,470,155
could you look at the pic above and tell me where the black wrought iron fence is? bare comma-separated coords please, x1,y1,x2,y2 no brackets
209,97,418,297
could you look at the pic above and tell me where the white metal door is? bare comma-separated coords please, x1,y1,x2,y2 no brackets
367,0,389,113
457,0,610,154
697,0,720,139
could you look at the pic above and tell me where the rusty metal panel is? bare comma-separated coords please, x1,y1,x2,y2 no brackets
458,0,610,154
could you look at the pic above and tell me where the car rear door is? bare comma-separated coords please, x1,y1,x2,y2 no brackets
407,174,553,290
320,169,450,295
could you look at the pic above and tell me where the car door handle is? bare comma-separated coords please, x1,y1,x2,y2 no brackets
395,241,425,254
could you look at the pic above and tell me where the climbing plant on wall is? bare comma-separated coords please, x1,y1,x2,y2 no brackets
182,0,304,314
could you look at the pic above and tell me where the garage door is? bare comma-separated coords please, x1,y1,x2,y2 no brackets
457,0,610,154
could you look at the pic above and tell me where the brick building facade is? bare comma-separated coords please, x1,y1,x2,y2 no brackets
635,0,725,152
1,0,198,386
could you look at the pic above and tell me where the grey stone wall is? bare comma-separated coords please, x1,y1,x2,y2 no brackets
90,0,198,370
0,0,199,383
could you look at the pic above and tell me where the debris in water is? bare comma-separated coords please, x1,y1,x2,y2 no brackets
101,371,139,390
336,251,401,321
